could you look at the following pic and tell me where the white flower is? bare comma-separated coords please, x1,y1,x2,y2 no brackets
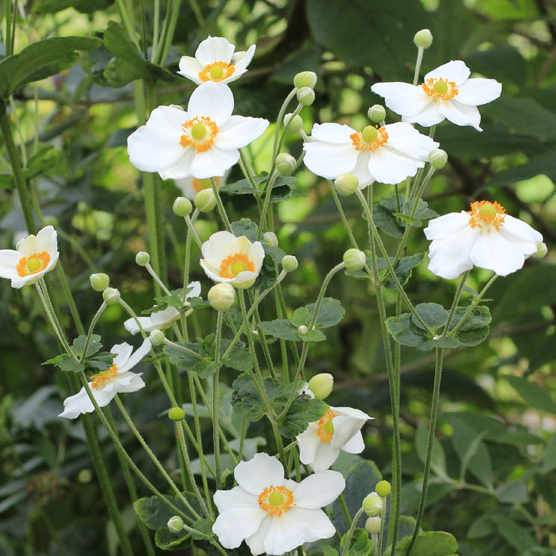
59,339,151,419
175,175,224,200
200,231,265,289
123,281,201,335
371,60,502,132
0,225,59,289
424,200,543,279
297,406,371,472
212,453,345,555
127,83,268,180
303,122,438,186
178,36,255,85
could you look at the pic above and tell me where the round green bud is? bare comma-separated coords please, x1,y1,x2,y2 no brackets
168,406,185,422
78,469,93,484
276,152,297,176
167,516,185,533
308,372,334,400
343,248,366,272
294,71,317,89
89,272,110,292
208,283,236,312
194,189,217,213
362,492,384,516
263,231,279,248
135,251,150,267
536,242,548,258
368,104,386,124
429,149,448,170
365,516,382,535
298,325,309,336
282,255,299,272
284,113,304,133
414,28,433,49
297,87,315,106
375,480,391,498
334,173,359,196
102,287,120,304
149,329,166,347
173,196,193,217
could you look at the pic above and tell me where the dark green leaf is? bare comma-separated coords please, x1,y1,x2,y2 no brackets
291,297,346,329
230,218,259,241
278,398,327,438
506,376,556,414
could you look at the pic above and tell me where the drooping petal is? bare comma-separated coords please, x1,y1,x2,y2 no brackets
187,83,234,125
233,44,256,71
342,431,365,454
0,250,19,280
351,152,375,188
427,227,479,279
385,122,438,161
294,470,345,509
287,507,336,543
177,56,203,83
297,424,320,465
424,211,470,240
470,233,526,276
456,78,502,106
191,148,239,178
310,442,341,472
439,100,482,131
369,147,423,184
371,82,431,117
111,342,134,368
159,149,196,180
310,122,355,144
123,316,152,335
404,102,445,127
120,338,151,373
234,453,285,496
114,372,146,394
216,115,269,150
186,280,202,299
212,507,266,550
195,36,235,65
424,60,470,84
303,142,358,179
59,388,94,419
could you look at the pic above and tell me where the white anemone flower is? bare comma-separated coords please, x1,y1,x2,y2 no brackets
127,83,268,180
178,36,255,85
297,406,372,472
303,122,438,186
200,231,264,289
59,339,151,419
123,281,201,335
425,200,544,279
212,452,345,555
371,60,502,131
0,225,59,289
175,175,224,200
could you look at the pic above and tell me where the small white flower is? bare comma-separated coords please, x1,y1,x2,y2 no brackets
424,200,543,279
303,122,438,186
123,281,201,335
200,231,264,289
212,452,345,555
175,175,224,200
371,60,502,131
0,225,59,289
178,36,255,85
59,339,151,419
127,83,268,180
297,406,372,472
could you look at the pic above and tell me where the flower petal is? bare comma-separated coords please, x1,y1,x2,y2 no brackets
214,486,258,513
114,372,146,394
500,215,543,244
186,280,202,299
310,442,342,472
294,470,345,509
187,83,234,125
470,233,526,276
404,102,445,127
456,78,502,106
159,149,196,180
263,512,307,555
303,142,358,179
246,517,271,556
216,115,269,150
234,453,285,496
233,44,256,71
177,56,203,83
212,506,266,550
369,147,424,184
287,507,336,543
191,148,239,179
195,36,235,65
385,122,438,161
123,316,151,335
351,152,375,188
111,342,133,368
297,424,320,466
310,122,355,144
0,250,19,280
201,230,237,262
36,225,58,254
439,100,482,131
371,82,431,117
424,212,470,240
120,338,151,373
425,60,470,84
342,431,365,454
427,227,478,279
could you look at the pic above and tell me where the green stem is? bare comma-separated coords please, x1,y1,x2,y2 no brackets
211,178,232,230
341,508,364,556
212,312,223,487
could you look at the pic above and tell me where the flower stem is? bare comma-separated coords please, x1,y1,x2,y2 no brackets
211,177,232,231
212,311,223,487
341,507,364,556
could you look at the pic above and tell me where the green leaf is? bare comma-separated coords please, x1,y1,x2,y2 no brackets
278,398,327,438
412,303,449,331
154,527,189,551
230,218,259,241
221,339,253,372
291,297,346,329
506,376,556,414
495,480,528,504
373,195,437,238
222,175,295,202
341,529,372,556
23,146,65,179
416,422,447,477
260,319,303,341
490,515,535,551
388,531,458,556
134,496,184,530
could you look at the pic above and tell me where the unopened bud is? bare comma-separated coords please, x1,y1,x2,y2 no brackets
89,273,110,292
208,283,236,312
276,153,296,176
343,248,366,272
365,516,382,535
536,242,548,258
282,255,299,272
429,149,448,170
149,329,166,347
308,372,334,400
368,104,386,124
102,287,120,304
194,189,217,213
173,196,192,217
284,113,304,133
168,406,185,421
414,29,433,49
294,71,317,89
334,174,359,196
263,231,279,248
362,492,384,516
167,515,184,533
298,325,309,336
297,87,315,106
135,251,150,267
78,469,92,484
375,480,391,498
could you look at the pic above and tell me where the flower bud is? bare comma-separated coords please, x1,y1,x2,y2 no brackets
536,242,548,258
194,189,217,213
78,469,93,484
294,71,317,89
168,406,185,421
365,516,382,535
298,325,309,336
368,104,386,124
375,480,391,498
362,492,384,516
102,287,120,304
284,113,304,133
89,272,110,292
167,515,185,533
276,152,297,176
429,149,448,170
343,248,366,272
297,87,315,106
263,231,279,248
414,29,433,49
334,173,359,196
149,329,166,347
135,251,150,267
208,283,236,312
173,196,192,217
308,372,334,400
282,255,299,272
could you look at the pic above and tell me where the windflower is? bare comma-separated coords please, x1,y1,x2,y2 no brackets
297,406,372,471
424,200,544,279
212,453,345,555
176,176,223,200
371,60,502,131
127,83,268,180
59,339,151,419
303,122,438,186
124,281,201,334
0,225,59,289
178,36,255,85
200,231,264,289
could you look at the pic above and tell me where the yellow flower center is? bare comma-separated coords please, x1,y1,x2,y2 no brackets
422,77,459,100
351,126,389,152
198,61,235,83
192,176,221,193
218,253,255,279
91,365,118,390
16,251,51,277
316,408,338,444
258,485,295,517
180,116,219,152
468,200,505,231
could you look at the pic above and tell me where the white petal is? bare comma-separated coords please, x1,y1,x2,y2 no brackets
191,148,239,179
263,513,307,555
111,342,133,367
247,241,265,274
195,36,235,65
187,83,234,125
310,122,355,144
36,225,58,254
114,372,146,394
287,507,336,543
425,60,470,84
216,115,269,150
342,431,365,454
120,338,151,373
333,406,372,421
201,230,237,262
59,388,94,419
470,233,526,276
427,227,478,279
404,102,445,127
351,152,375,188
0,250,19,280
371,82,431,117
439,100,482,131
212,507,265,549
310,443,341,472
246,517,271,556
213,486,258,513
500,215,543,244
297,424,320,466
385,122,438,160
303,142,358,179
369,147,423,184
233,44,256,71
234,453,285,496
294,470,345,509
424,212,470,240
177,56,202,83
186,280,202,299
123,316,150,335
456,78,502,106
159,149,195,180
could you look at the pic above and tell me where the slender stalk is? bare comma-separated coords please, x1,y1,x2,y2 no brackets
212,312,224,487
341,508,364,556
413,47,424,85
211,178,232,230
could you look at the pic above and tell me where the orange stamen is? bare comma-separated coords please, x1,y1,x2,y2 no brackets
421,77,459,100
91,365,118,390
218,253,255,279
258,485,295,517
198,61,236,83
468,200,505,231
180,116,219,153
316,408,338,444
351,127,389,152
16,251,51,277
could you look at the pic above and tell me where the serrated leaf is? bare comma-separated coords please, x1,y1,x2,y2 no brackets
278,398,327,438
230,218,259,241
412,303,449,331
387,531,458,556
259,319,301,341
291,297,345,329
